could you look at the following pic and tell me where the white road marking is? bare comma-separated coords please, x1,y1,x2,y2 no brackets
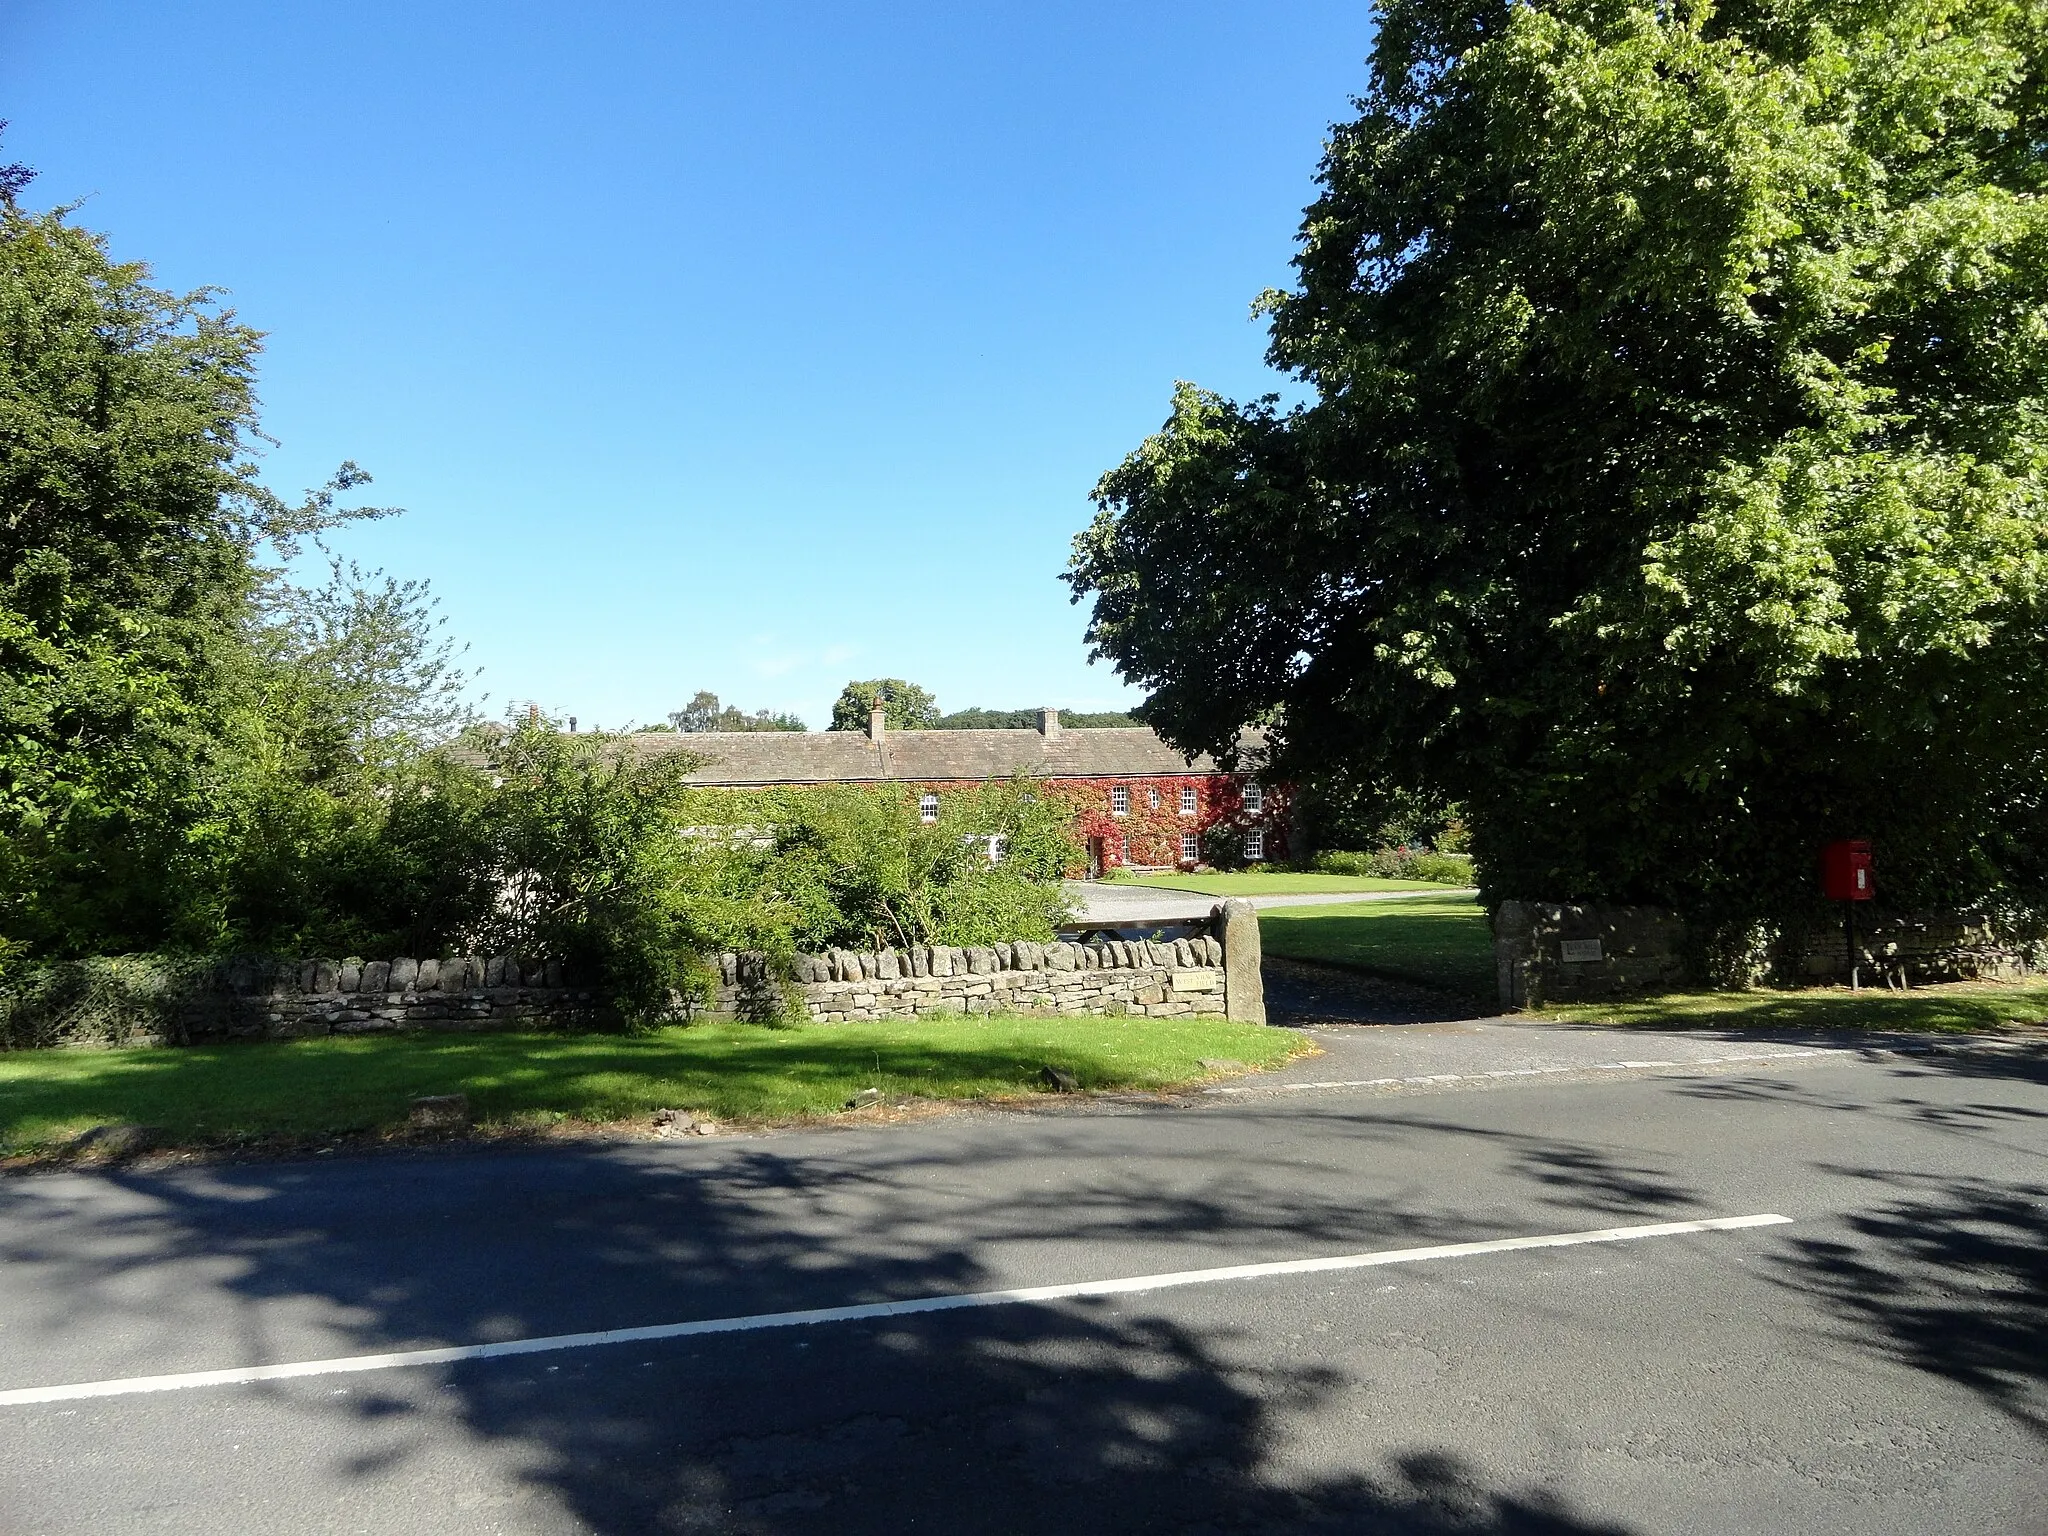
1212,1049,1827,1095
0,1214,1789,1407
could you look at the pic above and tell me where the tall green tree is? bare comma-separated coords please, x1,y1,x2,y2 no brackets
0,178,388,959
1069,0,2048,936
214,553,479,954
828,678,939,731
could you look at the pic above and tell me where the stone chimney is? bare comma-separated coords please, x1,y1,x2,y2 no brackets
1037,707,1061,740
868,704,886,742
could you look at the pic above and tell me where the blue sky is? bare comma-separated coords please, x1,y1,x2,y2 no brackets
3,2,1375,728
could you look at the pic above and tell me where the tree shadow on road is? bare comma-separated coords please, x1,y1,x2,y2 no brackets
1762,1165,2047,1440
1669,1055,2048,1440
1262,957,1495,1026
0,1120,1653,1534
444,1304,1638,1534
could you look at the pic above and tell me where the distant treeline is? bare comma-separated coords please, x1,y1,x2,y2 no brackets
934,708,1138,730
657,689,1140,735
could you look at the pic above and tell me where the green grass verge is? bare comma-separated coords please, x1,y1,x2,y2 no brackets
0,1013,1305,1156
1107,871,1459,896
1258,894,1497,997
1256,891,2048,1029
1540,979,2048,1035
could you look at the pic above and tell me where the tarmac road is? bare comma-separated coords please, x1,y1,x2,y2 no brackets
1,1016,2043,1535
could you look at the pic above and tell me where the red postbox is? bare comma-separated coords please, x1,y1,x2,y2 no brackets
1821,840,1874,902
1821,839,1874,989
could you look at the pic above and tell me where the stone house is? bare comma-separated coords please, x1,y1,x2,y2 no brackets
628,706,1287,875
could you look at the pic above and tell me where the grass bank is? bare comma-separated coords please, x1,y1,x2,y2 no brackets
1541,979,2048,1035
1108,871,1459,897
1258,894,1496,997
0,1013,1305,1158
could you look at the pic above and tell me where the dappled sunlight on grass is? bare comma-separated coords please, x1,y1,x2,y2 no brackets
0,1014,1305,1153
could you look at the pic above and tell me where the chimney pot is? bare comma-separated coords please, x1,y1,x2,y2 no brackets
1038,707,1061,739
869,704,886,742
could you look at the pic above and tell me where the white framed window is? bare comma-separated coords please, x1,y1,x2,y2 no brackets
918,791,940,823
1242,828,1265,861
1109,785,1130,817
1179,785,1197,816
1147,786,1161,809
1242,781,1263,816
1180,833,1200,864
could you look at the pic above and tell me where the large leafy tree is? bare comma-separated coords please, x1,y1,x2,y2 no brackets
1069,0,2048,934
0,172,390,957
828,678,940,731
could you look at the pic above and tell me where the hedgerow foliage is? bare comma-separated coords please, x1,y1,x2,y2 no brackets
218,722,1079,1021
0,954,216,1050
662,776,1079,957
1069,0,2048,937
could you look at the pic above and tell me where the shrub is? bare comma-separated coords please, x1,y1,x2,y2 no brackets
1,740,1085,1042
1200,822,1252,872
450,719,711,1025
0,954,216,1049
1313,848,1475,885
669,777,1079,956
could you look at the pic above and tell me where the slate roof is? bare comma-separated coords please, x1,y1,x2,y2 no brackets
623,726,1255,787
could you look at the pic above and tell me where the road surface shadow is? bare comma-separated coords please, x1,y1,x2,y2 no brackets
1763,1166,2048,1441
1263,957,1493,1027
11,1054,2040,1530
1667,1060,2048,1440
0,1120,1674,1533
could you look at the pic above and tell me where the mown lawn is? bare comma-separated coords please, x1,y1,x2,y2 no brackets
0,1013,1305,1156
1258,894,1497,997
1109,871,1460,896
1541,979,2048,1035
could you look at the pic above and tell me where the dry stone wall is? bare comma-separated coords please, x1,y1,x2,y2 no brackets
710,936,1230,1023
1786,912,2030,986
183,954,606,1041
1497,899,2035,1008
180,916,1244,1041
1495,902,1687,1010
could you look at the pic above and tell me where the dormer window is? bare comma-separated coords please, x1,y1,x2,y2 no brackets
1243,781,1264,816
919,792,940,823
1109,785,1130,817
